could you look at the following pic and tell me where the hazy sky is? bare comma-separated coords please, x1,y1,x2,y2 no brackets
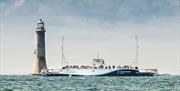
0,0,179,74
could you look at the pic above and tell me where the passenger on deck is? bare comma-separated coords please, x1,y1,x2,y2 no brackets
99,65,104,69
108,65,111,69
135,67,138,69
117,66,121,69
112,65,115,69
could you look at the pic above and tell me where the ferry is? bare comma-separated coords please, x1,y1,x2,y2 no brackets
41,58,158,76
40,36,158,76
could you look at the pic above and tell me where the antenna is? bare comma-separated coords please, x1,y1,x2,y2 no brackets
61,36,64,67
97,51,99,59
135,35,139,68
0,22,3,73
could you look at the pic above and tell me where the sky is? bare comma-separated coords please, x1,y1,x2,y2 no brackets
0,0,180,74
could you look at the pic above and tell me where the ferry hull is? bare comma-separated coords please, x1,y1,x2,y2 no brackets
43,73,153,76
41,69,154,76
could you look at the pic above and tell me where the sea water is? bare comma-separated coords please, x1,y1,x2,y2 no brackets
0,75,180,91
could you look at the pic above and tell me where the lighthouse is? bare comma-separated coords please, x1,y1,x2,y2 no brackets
33,19,47,75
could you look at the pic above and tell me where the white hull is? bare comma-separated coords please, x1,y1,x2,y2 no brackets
41,68,157,76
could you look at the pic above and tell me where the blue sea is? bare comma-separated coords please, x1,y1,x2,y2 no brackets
0,75,180,91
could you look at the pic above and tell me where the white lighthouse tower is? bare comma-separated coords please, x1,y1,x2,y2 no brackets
33,19,47,75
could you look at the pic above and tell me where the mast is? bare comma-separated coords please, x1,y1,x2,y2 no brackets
0,20,2,73
61,36,64,67
97,52,99,59
135,35,139,68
